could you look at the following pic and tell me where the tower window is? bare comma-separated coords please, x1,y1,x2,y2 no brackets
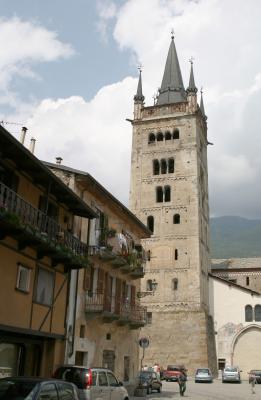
153,160,160,175
173,214,180,224
246,276,250,286
165,131,171,140
245,305,253,322
161,159,167,174
147,216,154,233
146,279,153,291
148,133,155,144
174,249,178,260
173,129,179,139
147,312,152,324
172,278,178,290
168,158,175,173
255,305,261,321
156,187,163,202
164,186,171,202
157,132,164,141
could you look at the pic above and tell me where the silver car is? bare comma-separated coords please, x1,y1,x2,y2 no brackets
53,366,129,400
195,368,213,383
222,366,241,383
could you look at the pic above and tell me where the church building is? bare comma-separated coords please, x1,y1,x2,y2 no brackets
129,35,217,374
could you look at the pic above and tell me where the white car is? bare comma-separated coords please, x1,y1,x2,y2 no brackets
53,366,129,400
222,366,241,383
195,368,213,383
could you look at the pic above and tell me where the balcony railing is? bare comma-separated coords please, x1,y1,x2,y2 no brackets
0,181,88,265
85,291,147,327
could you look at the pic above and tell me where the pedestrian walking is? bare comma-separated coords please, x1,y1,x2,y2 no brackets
248,371,256,394
177,369,187,397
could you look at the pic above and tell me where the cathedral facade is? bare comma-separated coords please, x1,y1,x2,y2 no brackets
129,36,217,374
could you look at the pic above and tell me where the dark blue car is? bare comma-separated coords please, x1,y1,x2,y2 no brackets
0,377,79,399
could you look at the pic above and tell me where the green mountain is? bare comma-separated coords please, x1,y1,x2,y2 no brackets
210,216,261,259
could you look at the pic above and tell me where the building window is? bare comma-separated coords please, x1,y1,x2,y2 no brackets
168,158,175,173
161,159,167,174
153,160,160,175
218,358,226,371
35,267,54,306
255,305,261,322
165,186,171,202
124,356,130,381
16,264,31,293
165,131,171,140
245,305,253,322
147,312,152,324
156,187,163,202
147,216,154,233
157,132,163,141
246,276,250,286
80,325,85,338
173,129,179,139
173,214,180,224
148,133,155,144
174,249,178,260
146,280,153,291
172,278,178,290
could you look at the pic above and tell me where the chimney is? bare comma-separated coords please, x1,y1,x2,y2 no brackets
29,137,36,154
20,126,28,145
56,157,63,165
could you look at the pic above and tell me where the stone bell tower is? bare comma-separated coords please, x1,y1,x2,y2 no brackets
129,36,217,374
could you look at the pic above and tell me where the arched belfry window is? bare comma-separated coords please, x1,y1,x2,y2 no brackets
153,160,160,175
173,214,180,224
245,305,253,322
165,131,171,140
164,186,171,202
161,159,167,174
157,132,164,141
173,129,179,139
174,249,178,260
148,133,155,144
156,187,163,203
147,216,154,233
168,158,175,173
172,278,178,291
255,305,261,321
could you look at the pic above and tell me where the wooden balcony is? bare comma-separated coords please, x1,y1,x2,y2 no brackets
0,181,88,269
85,291,147,328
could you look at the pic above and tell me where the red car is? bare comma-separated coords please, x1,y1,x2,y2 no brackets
163,365,185,382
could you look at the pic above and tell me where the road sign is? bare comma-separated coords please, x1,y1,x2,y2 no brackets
139,337,150,348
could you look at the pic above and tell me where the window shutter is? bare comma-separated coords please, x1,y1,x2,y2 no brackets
115,278,122,314
130,285,136,305
97,269,105,294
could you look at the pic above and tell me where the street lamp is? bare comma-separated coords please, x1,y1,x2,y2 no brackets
137,279,158,298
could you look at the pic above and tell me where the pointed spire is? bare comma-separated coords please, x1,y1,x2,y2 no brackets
187,58,197,94
200,88,207,120
157,33,186,105
134,66,145,103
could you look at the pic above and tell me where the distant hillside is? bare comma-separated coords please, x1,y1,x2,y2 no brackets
210,216,261,259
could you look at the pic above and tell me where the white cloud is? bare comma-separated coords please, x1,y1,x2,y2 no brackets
26,77,136,204
0,17,74,98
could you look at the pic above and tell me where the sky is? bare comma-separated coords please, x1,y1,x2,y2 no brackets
0,0,261,219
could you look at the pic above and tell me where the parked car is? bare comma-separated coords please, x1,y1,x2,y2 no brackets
248,370,261,383
137,370,162,394
194,368,213,383
222,366,241,383
0,377,79,399
163,365,184,382
53,366,129,400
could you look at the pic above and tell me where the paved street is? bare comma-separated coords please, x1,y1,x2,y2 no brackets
132,379,261,400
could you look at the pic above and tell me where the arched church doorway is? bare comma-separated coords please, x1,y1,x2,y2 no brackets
233,326,261,379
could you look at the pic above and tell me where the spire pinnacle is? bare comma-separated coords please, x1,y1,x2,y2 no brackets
200,88,207,120
187,57,197,94
157,36,186,105
134,65,145,103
